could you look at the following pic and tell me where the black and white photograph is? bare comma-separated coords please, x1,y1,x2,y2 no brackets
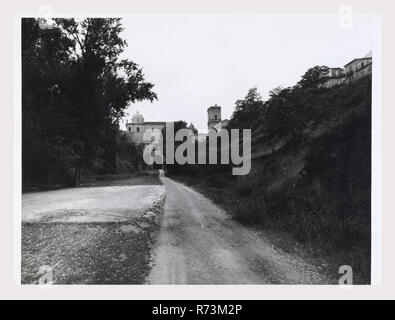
20,12,378,286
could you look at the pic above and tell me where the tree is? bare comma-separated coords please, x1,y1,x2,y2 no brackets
22,18,157,188
228,87,265,130
59,18,157,183
296,65,329,89
161,121,188,175
22,18,78,187
263,86,304,137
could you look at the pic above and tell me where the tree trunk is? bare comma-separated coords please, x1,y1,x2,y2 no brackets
74,163,81,187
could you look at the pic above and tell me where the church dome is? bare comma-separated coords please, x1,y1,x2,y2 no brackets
131,111,144,123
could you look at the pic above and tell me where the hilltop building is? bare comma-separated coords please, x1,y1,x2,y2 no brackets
322,51,372,88
123,111,166,146
123,104,229,146
322,68,345,88
344,56,372,81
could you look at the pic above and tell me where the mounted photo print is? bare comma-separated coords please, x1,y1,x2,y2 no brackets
19,12,380,287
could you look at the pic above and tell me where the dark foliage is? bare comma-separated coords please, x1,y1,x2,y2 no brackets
22,18,157,189
168,69,372,283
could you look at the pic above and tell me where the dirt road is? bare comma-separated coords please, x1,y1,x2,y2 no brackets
147,177,332,284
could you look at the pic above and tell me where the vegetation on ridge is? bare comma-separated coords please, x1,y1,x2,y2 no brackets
168,67,372,283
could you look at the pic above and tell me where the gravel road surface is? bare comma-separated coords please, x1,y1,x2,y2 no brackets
147,177,331,284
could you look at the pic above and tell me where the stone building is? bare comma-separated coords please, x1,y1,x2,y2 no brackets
207,104,229,131
322,51,372,88
322,68,345,88
344,57,372,81
124,111,166,146
122,103,229,148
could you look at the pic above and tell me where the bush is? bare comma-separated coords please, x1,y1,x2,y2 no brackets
235,179,253,197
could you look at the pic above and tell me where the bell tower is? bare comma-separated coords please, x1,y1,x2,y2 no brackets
207,104,221,131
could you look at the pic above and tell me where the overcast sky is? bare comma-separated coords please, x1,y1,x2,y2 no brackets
119,14,379,132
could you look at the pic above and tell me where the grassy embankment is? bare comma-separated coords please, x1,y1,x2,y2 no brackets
170,76,372,284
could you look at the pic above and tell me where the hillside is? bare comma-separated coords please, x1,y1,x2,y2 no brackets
245,76,371,281
170,75,372,284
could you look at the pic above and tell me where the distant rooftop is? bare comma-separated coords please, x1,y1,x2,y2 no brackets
344,57,372,68
142,121,167,125
344,50,372,67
